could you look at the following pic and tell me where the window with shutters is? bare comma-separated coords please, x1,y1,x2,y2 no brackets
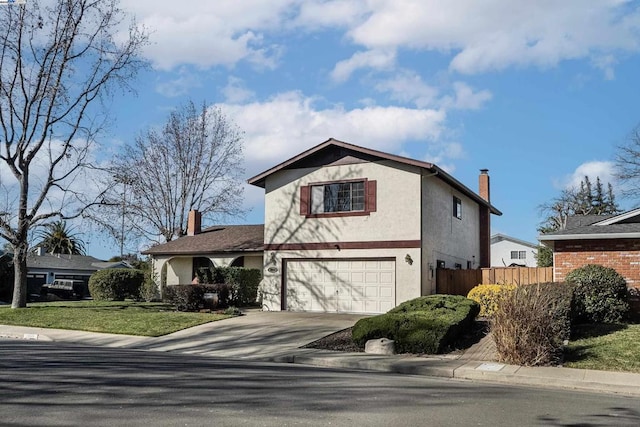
300,179,376,217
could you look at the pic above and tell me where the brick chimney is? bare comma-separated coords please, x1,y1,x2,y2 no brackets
479,169,490,202
187,210,201,236
478,169,491,268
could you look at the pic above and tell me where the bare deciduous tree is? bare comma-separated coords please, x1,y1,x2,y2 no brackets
0,0,147,308
108,101,245,244
615,125,640,200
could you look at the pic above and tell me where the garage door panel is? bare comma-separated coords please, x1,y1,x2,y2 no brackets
380,272,394,283
380,286,393,298
286,259,395,314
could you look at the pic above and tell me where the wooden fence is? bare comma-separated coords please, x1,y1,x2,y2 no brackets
436,267,555,296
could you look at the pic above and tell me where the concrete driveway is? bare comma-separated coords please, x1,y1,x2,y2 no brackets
130,310,366,360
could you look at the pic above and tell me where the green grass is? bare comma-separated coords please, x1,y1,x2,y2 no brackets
0,300,231,337
564,323,640,373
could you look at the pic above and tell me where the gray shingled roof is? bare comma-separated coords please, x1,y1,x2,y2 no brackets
141,224,265,256
539,209,640,241
27,254,106,271
565,214,616,229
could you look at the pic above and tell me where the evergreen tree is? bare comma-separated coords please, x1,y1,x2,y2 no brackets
537,176,621,267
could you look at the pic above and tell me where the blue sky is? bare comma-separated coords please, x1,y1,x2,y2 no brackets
81,0,640,259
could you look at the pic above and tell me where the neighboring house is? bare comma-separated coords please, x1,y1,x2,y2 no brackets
26,248,131,296
248,138,502,314
538,208,640,289
142,215,264,286
490,233,539,267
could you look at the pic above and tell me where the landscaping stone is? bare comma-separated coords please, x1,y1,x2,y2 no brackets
365,338,395,355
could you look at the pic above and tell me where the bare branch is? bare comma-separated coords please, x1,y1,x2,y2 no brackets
0,0,148,308
105,101,245,244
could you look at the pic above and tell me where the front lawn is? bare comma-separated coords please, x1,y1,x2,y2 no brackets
564,323,640,373
0,301,231,337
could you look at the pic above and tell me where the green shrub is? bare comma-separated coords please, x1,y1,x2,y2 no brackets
491,282,574,366
352,295,479,354
163,284,234,311
139,272,160,302
88,268,144,301
565,264,629,324
195,266,261,307
467,284,516,317
164,284,205,312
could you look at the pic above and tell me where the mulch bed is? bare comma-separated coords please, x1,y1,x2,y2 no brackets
303,319,490,355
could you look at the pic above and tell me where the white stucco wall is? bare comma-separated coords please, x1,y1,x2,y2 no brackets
151,253,265,288
243,255,264,270
421,174,481,295
260,160,423,312
260,248,420,312
264,161,422,245
491,240,538,267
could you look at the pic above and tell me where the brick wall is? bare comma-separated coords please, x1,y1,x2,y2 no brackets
553,239,640,287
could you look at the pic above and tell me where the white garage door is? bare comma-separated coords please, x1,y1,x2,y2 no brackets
285,259,395,314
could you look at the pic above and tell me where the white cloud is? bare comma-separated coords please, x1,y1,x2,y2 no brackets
441,82,493,110
374,73,492,111
331,50,396,82
216,91,448,176
294,0,367,29
122,0,296,71
222,77,256,104
155,68,202,97
119,1,640,80
591,54,617,81
374,70,439,108
564,160,616,190
342,0,640,76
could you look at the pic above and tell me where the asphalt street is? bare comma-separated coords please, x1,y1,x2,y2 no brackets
1,340,639,426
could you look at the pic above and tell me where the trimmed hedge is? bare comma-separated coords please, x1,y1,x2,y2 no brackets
352,295,480,354
164,265,261,312
88,268,145,301
467,284,516,317
164,284,206,312
565,264,629,324
195,266,261,306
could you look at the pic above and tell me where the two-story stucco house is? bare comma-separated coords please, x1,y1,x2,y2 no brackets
248,138,501,314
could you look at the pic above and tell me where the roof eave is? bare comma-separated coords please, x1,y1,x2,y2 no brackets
247,138,502,215
538,232,640,241
142,248,265,256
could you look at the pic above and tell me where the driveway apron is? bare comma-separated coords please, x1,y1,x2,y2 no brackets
130,310,366,360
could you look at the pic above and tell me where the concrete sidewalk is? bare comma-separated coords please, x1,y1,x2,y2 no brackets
2,313,639,398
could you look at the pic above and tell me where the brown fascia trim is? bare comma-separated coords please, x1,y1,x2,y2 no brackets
247,138,502,215
247,138,434,188
264,240,421,251
141,249,265,256
303,211,371,219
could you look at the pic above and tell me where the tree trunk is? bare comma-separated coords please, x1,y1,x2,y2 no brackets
11,244,28,308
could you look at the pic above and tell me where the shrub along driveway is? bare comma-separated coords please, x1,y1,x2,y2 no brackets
129,310,366,360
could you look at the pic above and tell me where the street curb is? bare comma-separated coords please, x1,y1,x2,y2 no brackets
276,352,640,398
0,333,53,342
272,351,458,378
454,362,640,397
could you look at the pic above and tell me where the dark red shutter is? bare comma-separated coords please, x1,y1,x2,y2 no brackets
300,185,310,215
367,180,377,212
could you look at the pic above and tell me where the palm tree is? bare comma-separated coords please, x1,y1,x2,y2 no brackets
36,221,86,255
